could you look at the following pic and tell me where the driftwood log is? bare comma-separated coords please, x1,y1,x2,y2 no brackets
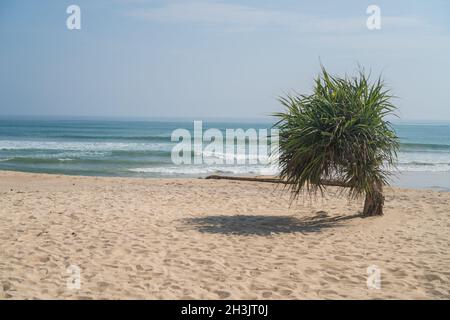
205,175,350,188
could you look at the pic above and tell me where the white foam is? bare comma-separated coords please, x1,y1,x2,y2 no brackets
200,150,268,162
128,164,278,176
396,151,450,172
0,140,172,152
395,164,450,172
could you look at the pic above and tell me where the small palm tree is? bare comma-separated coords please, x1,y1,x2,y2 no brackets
274,66,398,216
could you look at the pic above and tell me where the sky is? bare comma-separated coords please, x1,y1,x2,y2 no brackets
0,0,449,121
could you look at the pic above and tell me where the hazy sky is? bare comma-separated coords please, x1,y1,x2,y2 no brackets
1,0,449,120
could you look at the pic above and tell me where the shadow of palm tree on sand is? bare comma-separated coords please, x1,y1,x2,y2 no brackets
183,212,362,236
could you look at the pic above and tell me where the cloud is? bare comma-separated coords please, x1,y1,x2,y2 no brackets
126,0,426,33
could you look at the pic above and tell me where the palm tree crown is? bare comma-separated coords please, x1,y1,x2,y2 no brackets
274,67,399,216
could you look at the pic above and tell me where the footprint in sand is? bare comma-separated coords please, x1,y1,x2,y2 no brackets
215,290,231,299
304,268,317,275
97,281,110,291
323,275,340,283
135,264,144,271
334,255,352,262
416,274,446,283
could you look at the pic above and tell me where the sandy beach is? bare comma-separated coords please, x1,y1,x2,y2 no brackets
0,170,449,299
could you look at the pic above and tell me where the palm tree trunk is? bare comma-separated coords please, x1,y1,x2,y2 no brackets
363,182,384,216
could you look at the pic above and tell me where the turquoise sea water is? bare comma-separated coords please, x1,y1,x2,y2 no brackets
0,118,449,186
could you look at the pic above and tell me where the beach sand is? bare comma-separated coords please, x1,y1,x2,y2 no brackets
0,170,449,299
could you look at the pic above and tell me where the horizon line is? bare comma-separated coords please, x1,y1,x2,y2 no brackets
1,114,450,124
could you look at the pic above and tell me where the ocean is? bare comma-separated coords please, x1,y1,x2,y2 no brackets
0,118,449,189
